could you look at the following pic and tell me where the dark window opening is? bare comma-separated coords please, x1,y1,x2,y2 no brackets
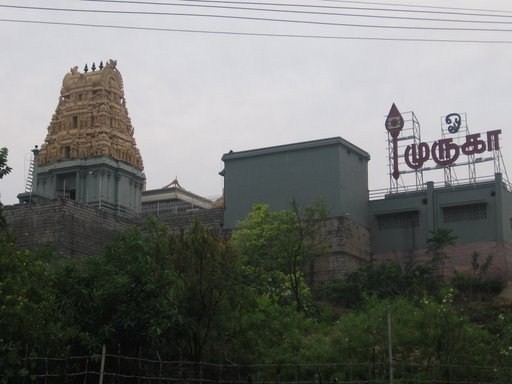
72,115,78,128
57,173,77,201
377,211,419,230
443,203,487,223
64,146,71,158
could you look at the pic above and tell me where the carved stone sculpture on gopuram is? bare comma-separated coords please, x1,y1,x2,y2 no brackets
38,59,144,171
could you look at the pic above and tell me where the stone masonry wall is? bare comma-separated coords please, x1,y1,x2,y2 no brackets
3,202,225,258
4,200,137,258
143,208,224,236
312,216,371,283
4,202,374,283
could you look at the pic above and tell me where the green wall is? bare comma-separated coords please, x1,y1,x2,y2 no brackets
369,175,512,253
222,137,370,229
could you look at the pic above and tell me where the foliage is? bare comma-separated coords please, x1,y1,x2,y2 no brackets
170,220,242,362
316,260,439,308
0,238,68,381
0,147,12,181
452,252,504,301
324,294,495,382
0,147,12,230
52,218,246,363
426,227,457,278
3,207,512,382
52,220,182,356
227,295,319,365
232,201,328,313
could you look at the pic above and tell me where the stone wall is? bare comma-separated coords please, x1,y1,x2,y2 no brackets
4,201,372,283
3,201,225,258
143,208,224,236
3,200,137,257
312,216,371,283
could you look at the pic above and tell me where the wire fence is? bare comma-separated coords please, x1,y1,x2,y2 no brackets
5,349,512,384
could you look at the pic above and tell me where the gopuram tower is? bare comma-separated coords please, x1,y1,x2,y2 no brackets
18,59,145,215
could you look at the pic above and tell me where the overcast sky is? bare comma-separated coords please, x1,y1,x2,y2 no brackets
1,0,511,205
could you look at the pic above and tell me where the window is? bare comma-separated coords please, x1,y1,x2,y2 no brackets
443,203,487,223
72,115,78,128
377,211,419,230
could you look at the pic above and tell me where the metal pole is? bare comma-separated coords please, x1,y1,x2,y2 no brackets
99,344,106,384
387,307,393,384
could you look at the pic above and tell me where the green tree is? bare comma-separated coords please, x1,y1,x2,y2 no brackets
326,294,494,382
0,241,68,380
317,260,439,309
0,147,12,180
53,219,182,357
53,218,244,363
232,201,328,313
426,228,457,279
0,147,12,231
171,220,242,362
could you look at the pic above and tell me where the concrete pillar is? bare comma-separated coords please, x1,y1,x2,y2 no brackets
426,181,435,233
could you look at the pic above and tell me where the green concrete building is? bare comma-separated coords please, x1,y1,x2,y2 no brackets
221,135,512,278
222,137,371,229
369,174,512,276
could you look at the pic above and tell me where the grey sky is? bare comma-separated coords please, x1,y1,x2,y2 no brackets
1,0,511,205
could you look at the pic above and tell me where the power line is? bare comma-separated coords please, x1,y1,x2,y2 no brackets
4,4,512,33
322,0,512,15
82,0,512,19
2,18,512,43
73,0,512,25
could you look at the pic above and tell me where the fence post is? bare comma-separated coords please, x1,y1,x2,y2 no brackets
387,307,393,384
99,344,106,384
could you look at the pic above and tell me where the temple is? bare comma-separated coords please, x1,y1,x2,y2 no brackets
18,60,145,214
8,62,512,282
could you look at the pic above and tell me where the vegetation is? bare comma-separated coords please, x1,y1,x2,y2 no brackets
232,201,328,313
1,200,511,382
0,147,12,181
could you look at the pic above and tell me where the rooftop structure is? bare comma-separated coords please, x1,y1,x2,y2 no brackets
142,178,215,216
221,137,371,229
18,60,145,215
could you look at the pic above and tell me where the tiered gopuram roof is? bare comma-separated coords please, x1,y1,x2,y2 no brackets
38,59,144,171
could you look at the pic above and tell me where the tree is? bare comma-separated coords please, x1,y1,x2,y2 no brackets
170,220,243,362
316,259,442,309
232,200,328,313
0,241,68,380
427,228,457,279
0,147,12,231
53,218,245,363
0,147,12,180
52,218,182,357
326,294,494,383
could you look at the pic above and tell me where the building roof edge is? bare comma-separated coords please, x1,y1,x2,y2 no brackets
222,136,370,161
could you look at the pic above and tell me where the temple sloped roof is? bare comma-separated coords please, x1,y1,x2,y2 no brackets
38,59,144,171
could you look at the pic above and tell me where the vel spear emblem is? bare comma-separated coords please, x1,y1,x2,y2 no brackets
385,103,404,180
